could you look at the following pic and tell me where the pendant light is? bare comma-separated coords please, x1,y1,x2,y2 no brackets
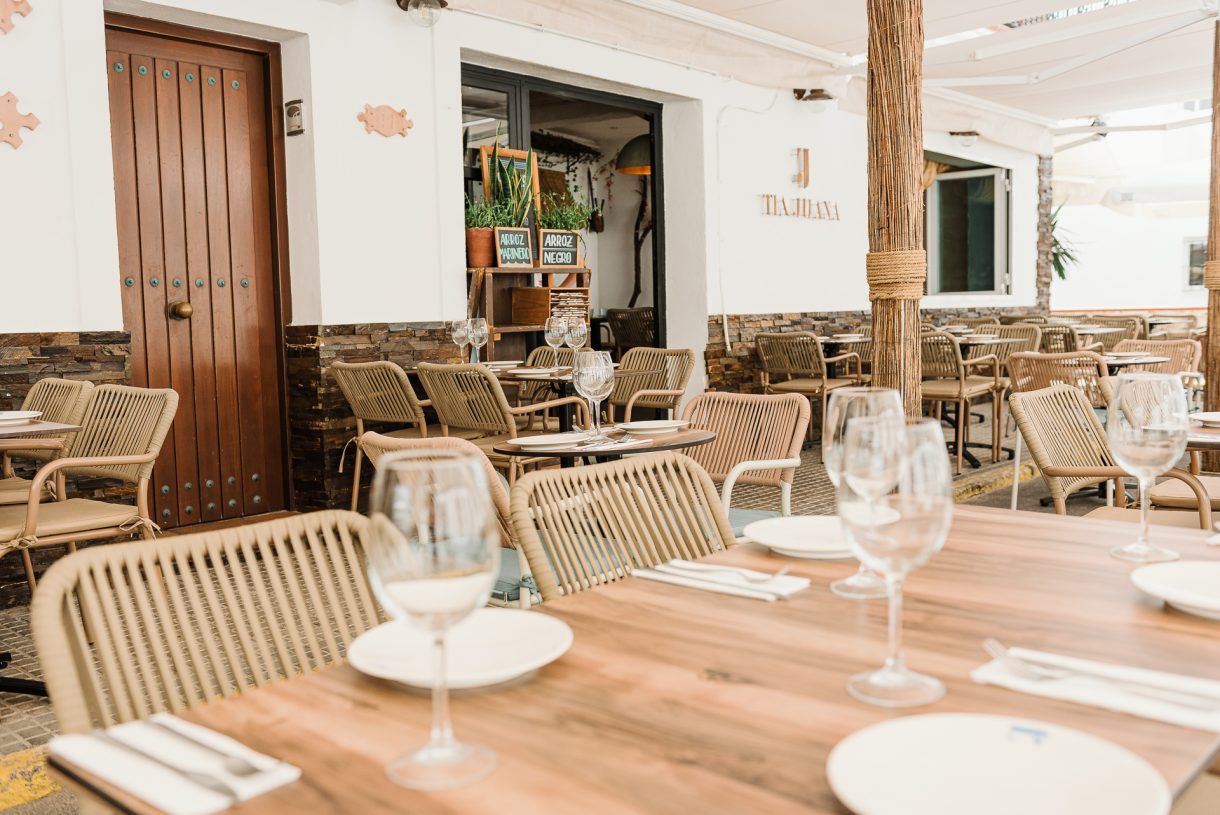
615,134,652,175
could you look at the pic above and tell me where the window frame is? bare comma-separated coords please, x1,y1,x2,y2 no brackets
1184,236,1207,290
925,166,1011,296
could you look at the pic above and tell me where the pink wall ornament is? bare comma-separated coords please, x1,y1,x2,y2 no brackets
357,104,414,139
0,92,39,149
0,0,32,34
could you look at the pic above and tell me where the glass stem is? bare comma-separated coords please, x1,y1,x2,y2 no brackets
429,635,456,751
588,398,597,433
471,344,480,364
884,575,905,675
1137,476,1152,550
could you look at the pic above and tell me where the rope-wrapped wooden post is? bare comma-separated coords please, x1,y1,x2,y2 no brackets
867,0,925,416
1206,21,1220,471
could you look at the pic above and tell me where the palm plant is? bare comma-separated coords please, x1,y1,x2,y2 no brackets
1050,204,1078,281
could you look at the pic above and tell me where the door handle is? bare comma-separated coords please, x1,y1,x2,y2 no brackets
169,301,194,320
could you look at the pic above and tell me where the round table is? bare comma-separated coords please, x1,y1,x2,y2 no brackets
494,365,661,432
1102,355,1169,375
492,427,716,463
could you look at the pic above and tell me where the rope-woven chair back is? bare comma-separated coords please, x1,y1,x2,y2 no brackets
509,452,735,600
947,317,1000,328
67,385,178,483
756,332,825,379
10,378,94,463
920,332,963,380
609,347,695,411
1038,324,1083,354
31,510,381,733
519,345,578,403
1083,315,1142,349
1007,351,1111,408
417,363,516,435
680,392,809,487
358,433,515,549
607,307,656,350
1000,314,1047,325
970,324,1040,367
331,361,425,426
1113,339,1201,374
1009,384,1115,504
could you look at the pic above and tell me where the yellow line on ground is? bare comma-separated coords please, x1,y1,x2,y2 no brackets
0,746,60,808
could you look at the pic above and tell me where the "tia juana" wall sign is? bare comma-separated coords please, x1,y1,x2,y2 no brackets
760,146,841,222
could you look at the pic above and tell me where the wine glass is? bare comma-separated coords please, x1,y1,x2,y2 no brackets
366,449,501,789
839,417,952,708
573,350,614,439
564,317,588,351
1179,371,1205,414
468,318,489,365
823,387,904,600
544,316,568,367
1107,372,1189,563
450,319,470,363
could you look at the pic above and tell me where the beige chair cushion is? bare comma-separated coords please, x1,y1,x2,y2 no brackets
921,376,997,400
0,476,39,506
1148,476,1220,511
0,499,140,545
769,377,856,395
1084,505,1205,529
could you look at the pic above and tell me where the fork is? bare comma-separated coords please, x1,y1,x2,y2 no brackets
94,730,240,801
149,718,266,778
665,561,791,584
983,638,1220,711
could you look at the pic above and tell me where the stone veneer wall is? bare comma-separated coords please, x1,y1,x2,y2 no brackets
0,331,130,607
285,322,460,512
1036,155,1054,313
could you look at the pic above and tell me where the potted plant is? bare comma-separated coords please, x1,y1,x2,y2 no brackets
464,196,501,268
538,194,593,236
489,143,536,228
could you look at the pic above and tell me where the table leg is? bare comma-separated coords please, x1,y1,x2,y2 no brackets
0,652,47,697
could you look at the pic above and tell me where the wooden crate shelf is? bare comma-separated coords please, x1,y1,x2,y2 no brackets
511,287,590,326
466,266,592,360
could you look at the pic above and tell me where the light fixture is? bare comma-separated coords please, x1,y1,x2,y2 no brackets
614,134,652,175
397,0,447,27
950,130,979,148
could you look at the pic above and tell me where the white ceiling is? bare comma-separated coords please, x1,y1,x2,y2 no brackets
666,0,1218,121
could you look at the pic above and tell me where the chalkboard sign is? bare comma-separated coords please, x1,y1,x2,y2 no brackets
538,229,581,268
494,227,533,268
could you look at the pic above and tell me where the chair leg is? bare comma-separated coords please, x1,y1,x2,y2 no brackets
781,483,792,516
955,400,965,475
349,447,363,513
1010,432,1022,511
20,549,36,591
1053,496,1067,515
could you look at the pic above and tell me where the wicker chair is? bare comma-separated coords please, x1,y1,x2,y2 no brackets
967,324,1041,374
0,385,178,591
1112,339,1201,374
920,332,1005,475
1005,351,1111,510
1081,315,1143,349
417,362,588,484
31,510,380,732
835,327,873,382
999,314,1048,325
1149,314,1198,340
1039,324,1102,354
680,392,810,537
357,432,536,607
605,347,695,423
1009,384,1210,528
757,332,859,436
606,307,656,359
947,316,1000,328
1,378,95,504
509,452,736,601
517,345,579,414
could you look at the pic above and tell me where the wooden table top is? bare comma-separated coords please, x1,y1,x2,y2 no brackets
0,420,81,442
491,427,716,458
1072,325,1126,335
956,336,1025,348
491,366,659,383
59,506,1220,814
1104,355,1171,369
1187,422,1220,451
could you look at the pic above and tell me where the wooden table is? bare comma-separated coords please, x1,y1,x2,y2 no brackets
1187,422,1220,451
1103,355,1170,375
1073,325,1125,336
0,420,81,449
494,366,660,433
55,507,1220,814
491,427,715,461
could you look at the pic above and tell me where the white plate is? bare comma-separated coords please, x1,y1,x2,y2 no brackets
348,608,573,689
1192,412,1220,427
827,713,1170,815
743,516,853,559
507,367,561,375
833,334,865,341
1107,351,1147,359
509,432,587,449
482,360,523,367
618,419,689,436
1131,561,1220,620
0,411,41,427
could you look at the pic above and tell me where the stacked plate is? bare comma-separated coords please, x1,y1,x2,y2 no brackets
1131,561,1220,620
618,419,688,436
508,432,588,451
1191,412,1220,428
833,333,864,341
0,410,41,428
1107,351,1146,359
743,516,853,559
349,608,573,689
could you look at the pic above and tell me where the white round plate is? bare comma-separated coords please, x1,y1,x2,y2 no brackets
0,411,41,427
483,360,523,367
743,516,853,559
349,608,573,689
1192,412,1220,427
619,419,689,436
510,432,586,448
833,334,864,340
1131,561,1220,620
827,713,1170,815
1107,351,1146,359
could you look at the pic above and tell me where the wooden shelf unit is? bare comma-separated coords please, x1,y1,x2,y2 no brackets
467,266,591,360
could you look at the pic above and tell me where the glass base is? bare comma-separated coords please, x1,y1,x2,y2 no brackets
386,741,497,790
1110,543,1180,564
830,569,888,600
847,667,945,709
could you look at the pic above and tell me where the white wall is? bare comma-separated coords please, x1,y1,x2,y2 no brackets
1051,205,1209,311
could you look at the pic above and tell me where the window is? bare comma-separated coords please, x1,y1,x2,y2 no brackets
926,167,1010,295
1186,238,1207,288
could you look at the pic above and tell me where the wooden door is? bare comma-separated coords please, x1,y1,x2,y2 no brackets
105,24,286,528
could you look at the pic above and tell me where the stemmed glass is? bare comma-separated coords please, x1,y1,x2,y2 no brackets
564,317,588,351
839,417,952,708
468,318,489,365
366,449,501,788
450,319,471,364
823,387,905,600
573,350,614,439
1107,372,1189,563
544,316,568,367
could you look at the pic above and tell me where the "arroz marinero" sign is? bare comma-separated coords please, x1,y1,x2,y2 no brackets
494,227,534,267
537,229,581,268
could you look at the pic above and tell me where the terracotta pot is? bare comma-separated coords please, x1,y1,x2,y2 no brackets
465,227,495,268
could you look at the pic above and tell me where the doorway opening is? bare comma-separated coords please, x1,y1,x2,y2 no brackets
460,66,665,361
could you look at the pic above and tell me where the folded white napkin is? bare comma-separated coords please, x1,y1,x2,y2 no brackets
972,647,1220,732
50,713,299,815
632,561,810,602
